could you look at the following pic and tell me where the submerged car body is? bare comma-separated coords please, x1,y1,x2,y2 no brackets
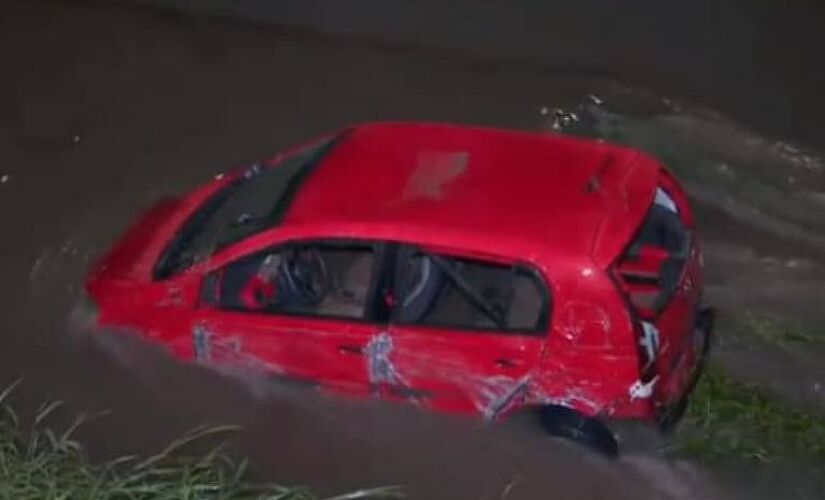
86,122,711,447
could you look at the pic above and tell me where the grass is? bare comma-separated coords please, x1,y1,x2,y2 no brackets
732,310,822,345
674,367,825,462
0,381,401,500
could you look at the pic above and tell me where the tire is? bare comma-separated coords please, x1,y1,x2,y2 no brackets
537,405,619,458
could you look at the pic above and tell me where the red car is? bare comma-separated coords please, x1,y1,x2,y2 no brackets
86,122,712,455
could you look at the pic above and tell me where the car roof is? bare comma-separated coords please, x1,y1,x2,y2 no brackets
280,122,655,263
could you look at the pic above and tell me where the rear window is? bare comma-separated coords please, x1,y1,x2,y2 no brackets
154,137,338,280
614,187,691,317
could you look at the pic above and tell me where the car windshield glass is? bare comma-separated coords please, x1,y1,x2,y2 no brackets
154,137,338,280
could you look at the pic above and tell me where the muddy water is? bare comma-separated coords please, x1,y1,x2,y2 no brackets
2,1,824,499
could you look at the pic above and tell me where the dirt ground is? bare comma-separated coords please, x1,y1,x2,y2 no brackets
1,1,824,499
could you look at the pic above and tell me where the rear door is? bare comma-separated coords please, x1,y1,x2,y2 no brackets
382,246,549,418
193,239,386,394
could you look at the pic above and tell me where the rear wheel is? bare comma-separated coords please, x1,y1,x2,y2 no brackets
537,405,619,458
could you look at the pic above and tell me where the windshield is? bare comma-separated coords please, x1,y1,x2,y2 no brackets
154,137,338,280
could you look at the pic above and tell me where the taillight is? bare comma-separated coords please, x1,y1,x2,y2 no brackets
612,187,690,321
615,246,669,318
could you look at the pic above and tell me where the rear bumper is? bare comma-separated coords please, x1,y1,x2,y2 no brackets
657,306,715,431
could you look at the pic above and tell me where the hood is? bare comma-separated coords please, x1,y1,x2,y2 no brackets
86,172,238,289
87,197,186,285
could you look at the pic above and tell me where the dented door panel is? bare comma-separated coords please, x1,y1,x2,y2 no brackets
191,310,378,394
383,245,549,417
91,273,201,358
384,326,544,417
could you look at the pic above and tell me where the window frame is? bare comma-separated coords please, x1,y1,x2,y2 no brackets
201,238,392,325
389,244,552,337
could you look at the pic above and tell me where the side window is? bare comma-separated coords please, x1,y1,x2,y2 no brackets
207,241,376,320
395,249,547,334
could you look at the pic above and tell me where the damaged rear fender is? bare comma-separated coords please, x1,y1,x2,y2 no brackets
535,404,619,458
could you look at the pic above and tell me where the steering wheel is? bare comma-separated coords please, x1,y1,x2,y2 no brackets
278,247,331,306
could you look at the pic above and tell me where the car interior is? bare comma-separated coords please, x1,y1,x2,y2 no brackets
214,242,545,333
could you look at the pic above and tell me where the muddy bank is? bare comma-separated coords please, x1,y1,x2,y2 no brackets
2,1,824,499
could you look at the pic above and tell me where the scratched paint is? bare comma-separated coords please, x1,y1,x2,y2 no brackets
193,324,212,361
477,375,532,419
364,331,405,386
535,390,605,416
528,370,612,416
402,150,468,201
190,321,629,420
192,324,277,373
558,300,613,347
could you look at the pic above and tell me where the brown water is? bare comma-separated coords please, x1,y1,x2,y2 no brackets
2,1,824,499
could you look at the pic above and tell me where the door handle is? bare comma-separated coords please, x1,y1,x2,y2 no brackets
494,358,519,369
338,344,363,355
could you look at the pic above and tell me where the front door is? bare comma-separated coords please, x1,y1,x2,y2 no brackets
382,246,548,418
193,239,386,394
